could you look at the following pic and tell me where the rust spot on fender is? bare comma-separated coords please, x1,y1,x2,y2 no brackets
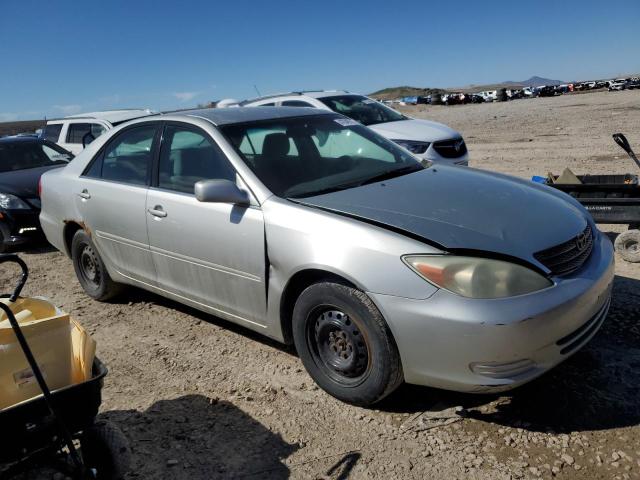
63,219,92,238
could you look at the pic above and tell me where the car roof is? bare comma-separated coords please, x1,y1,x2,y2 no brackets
0,135,45,144
179,106,335,126
240,90,353,105
50,109,156,124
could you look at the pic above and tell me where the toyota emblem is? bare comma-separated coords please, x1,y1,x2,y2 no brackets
575,232,588,252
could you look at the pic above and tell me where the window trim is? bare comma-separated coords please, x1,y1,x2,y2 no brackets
81,122,162,187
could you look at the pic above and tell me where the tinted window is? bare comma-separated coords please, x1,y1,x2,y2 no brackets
258,103,275,107
0,141,72,173
158,125,235,194
98,126,156,185
222,115,421,198
282,100,314,108
43,124,62,142
66,123,107,144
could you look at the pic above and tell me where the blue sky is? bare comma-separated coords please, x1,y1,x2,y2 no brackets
1,0,638,121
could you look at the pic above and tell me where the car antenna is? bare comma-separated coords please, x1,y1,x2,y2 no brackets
254,85,262,97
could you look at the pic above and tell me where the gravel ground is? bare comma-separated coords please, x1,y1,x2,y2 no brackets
3,90,640,479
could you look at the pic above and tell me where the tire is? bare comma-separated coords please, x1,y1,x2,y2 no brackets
0,231,7,254
614,230,640,263
81,421,131,480
292,282,403,406
71,230,122,301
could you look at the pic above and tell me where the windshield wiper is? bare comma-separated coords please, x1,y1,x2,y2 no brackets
357,165,422,186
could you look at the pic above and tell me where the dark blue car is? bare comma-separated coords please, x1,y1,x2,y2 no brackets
0,136,73,251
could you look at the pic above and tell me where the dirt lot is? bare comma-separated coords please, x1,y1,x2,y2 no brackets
3,90,640,479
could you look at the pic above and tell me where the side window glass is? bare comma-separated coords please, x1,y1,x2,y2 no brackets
100,125,156,185
43,124,62,142
282,100,314,107
159,125,236,194
66,123,107,144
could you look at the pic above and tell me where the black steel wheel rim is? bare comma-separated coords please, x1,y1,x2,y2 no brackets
307,307,371,385
79,244,101,287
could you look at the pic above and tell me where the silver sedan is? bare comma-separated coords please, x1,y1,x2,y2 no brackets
40,107,614,405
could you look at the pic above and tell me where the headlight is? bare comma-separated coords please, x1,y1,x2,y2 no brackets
0,193,30,210
391,140,430,155
403,255,552,299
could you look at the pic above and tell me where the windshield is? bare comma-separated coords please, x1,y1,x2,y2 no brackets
0,141,73,173
221,114,424,198
318,95,407,126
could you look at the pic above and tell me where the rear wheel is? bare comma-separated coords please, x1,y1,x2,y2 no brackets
71,230,122,300
292,282,403,406
615,229,640,263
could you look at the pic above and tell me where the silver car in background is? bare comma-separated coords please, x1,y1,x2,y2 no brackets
39,107,614,406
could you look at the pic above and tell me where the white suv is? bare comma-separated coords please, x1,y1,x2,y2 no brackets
239,91,469,166
42,109,155,155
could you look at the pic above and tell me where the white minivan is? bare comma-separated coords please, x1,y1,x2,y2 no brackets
42,109,155,155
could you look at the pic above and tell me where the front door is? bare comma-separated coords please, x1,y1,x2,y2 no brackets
76,123,159,284
145,123,267,328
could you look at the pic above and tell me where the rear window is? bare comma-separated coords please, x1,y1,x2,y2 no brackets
0,141,72,172
43,124,62,142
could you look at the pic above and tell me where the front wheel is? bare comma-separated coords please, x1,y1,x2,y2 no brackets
71,230,122,301
292,282,403,406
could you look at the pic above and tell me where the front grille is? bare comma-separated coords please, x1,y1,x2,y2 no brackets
534,225,593,276
432,138,467,158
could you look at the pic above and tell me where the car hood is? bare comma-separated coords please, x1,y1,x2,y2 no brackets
295,166,589,270
368,119,461,142
0,165,63,199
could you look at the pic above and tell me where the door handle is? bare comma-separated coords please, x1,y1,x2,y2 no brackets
148,205,167,218
77,189,91,200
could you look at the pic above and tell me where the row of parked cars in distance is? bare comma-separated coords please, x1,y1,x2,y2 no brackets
388,77,640,106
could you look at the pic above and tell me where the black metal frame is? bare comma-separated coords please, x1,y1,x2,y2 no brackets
0,254,87,477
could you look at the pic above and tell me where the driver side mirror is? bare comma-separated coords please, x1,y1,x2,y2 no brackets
194,179,250,206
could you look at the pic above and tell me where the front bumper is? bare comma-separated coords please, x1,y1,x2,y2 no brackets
0,209,43,248
369,230,615,393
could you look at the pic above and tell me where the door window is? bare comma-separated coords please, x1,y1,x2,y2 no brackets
87,125,156,185
66,123,107,144
158,125,236,194
281,100,314,107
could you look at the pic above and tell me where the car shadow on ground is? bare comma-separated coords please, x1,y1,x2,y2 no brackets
378,274,640,434
111,287,298,357
101,394,298,480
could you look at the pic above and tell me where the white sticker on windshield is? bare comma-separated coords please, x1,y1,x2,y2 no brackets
362,99,375,104
334,118,359,127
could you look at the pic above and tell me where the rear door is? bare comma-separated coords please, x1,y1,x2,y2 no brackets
145,122,267,327
76,123,160,284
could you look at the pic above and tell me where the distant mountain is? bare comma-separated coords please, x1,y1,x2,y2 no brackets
368,86,445,100
504,76,564,87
